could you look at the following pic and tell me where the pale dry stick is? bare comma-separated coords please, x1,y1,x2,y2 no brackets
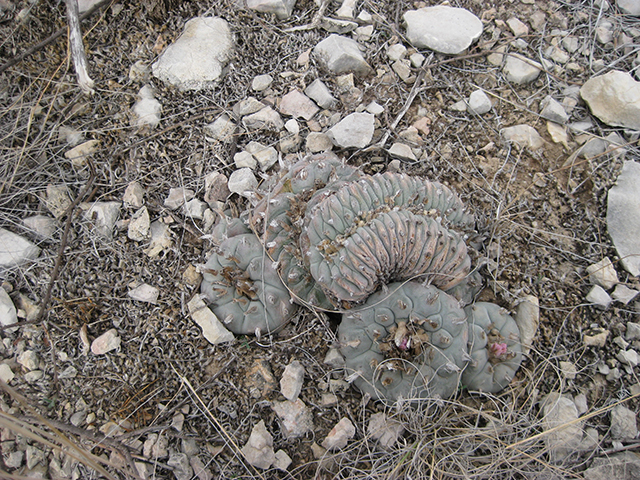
170,366,267,480
0,380,122,480
64,0,94,94
282,0,330,33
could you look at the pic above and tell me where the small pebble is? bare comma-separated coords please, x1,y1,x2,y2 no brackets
91,329,121,355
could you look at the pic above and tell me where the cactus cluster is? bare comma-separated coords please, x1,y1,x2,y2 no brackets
201,153,523,398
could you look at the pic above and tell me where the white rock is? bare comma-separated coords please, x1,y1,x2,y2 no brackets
204,114,236,143
77,0,102,12
503,54,542,84
22,215,56,239
355,24,374,41
321,17,357,33
322,417,355,450
313,34,371,76
540,96,569,124
280,360,305,401
305,79,337,109
0,228,40,269
24,370,43,383
586,285,612,309
541,393,584,461
610,405,638,439
559,361,577,379
234,97,266,117
404,6,482,55
152,17,233,91
578,138,607,159
581,71,640,130
167,452,193,480
164,188,195,210
515,295,539,356
2,288,22,328
388,142,416,161
143,433,168,458
271,398,314,439
64,139,100,167
133,85,162,128
327,112,374,148
501,125,544,150
241,420,275,470
336,0,356,18
618,0,640,15
285,119,300,134
596,19,614,45
246,0,296,19
187,295,235,344
450,99,468,112
273,449,292,471
366,101,384,115
387,43,407,61
627,323,640,341
228,168,259,198
128,206,150,241
583,328,609,347
128,283,159,304
58,125,84,146
184,198,208,220
392,59,413,82
586,257,619,289
279,89,319,121
507,17,529,37
128,60,149,83
607,161,640,276
0,364,14,383
252,74,273,91
410,52,425,67
368,413,405,449
323,348,345,368
234,151,257,170
245,141,279,171
18,350,39,370
617,349,639,367
547,122,569,147
614,285,639,305
91,329,121,355
123,181,145,208
145,221,173,258
83,202,121,239
467,89,492,114
45,184,72,219
306,132,333,152
242,106,284,132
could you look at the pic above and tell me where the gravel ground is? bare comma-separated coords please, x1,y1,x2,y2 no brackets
1,0,639,479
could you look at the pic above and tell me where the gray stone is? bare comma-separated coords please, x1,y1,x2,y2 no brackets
0,228,40,269
611,405,638,439
392,59,413,82
246,141,278,171
45,184,72,219
467,89,492,114
313,34,371,76
306,132,333,152
366,101,385,115
24,370,43,383
321,17,358,33
507,17,529,37
184,198,208,220
228,168,258,197
327,112,374,148
145,220,173,258
143,433,168,459
26,445,45,469
404,6,482,55
241,420,275,470
123,181,145,208
579,138,607,159
279,90,319,120
0,288,17,328
252,74,273,91
284,119,299,135
560,361,577,379
617,349,639,367
164,188,195,210
322,417,355,450
187,295,235,344
501,125,544,150
583,451,640,480
133,85,162,128
336,0,357,18
618,0,640,15
271,398,314,439
387,43,407,61
83,202,121,239
0,363,14,383
581,71,640,130
18,350,39,370
368,413,404,449
128,60,149,83
388,142,416,161
128,206,150,241
541,393,584,461
168,452,193,480
615,286,639,305
607,161,640,276
64,139,100,167
204,172,230,205
584,328,609,347
280,360,305,401
128,283,159,304
234,151,257,170
305,79,337,109
21,215,55,240
410,52,425,67
246,0,296,19
596,19,614,44
586,285,612,309
4,450,22,469
503,54,542,84
515,295,539,356
242,106,284,132
540,96,569,124
274,449,292,471
586,257,619,289
91,329,121,355
204,114,236,143
152,17,233,91
233,97,266,117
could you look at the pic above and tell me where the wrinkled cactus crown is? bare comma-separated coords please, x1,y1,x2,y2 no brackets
201,153,522,401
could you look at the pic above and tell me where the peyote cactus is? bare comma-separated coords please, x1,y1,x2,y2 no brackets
338,282,469,402
200,153,523,399
462,303,523,393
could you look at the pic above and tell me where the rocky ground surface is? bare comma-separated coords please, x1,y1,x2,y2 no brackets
1,0,640,478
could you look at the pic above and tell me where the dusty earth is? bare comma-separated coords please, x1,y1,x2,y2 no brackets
1,0,640,479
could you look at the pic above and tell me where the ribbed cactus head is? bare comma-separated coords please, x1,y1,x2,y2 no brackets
462,303,523,393
338,282,470,403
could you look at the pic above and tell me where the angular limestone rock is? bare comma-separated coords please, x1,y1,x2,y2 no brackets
0,228,41,268
187,295,235,344
581,71,640,130
241,420,275,470
313,34,371,76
